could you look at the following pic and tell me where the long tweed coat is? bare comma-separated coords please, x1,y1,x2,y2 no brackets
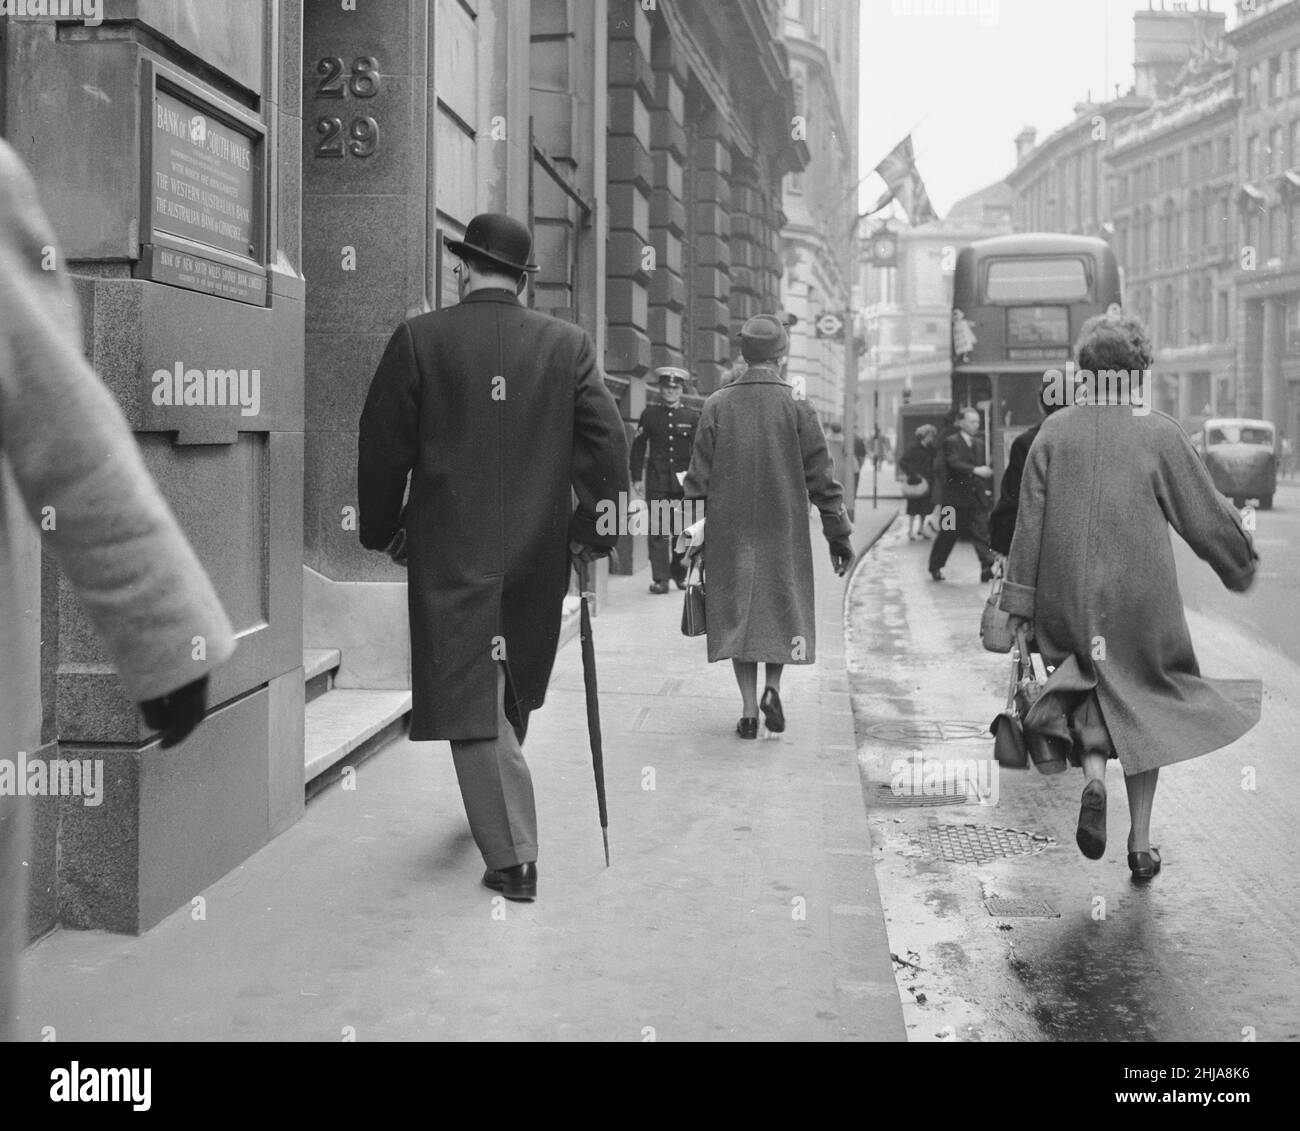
0,139,236,1039
682,367,851,664
358,289,629,741
999,404,1259,774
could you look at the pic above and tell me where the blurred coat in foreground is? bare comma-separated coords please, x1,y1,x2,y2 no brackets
0,139,236,1040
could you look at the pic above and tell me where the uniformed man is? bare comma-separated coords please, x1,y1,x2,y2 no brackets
631,367,700,593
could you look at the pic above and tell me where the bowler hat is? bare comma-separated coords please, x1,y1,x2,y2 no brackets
444,213,539,275
655,366,690,387
739,314,789,363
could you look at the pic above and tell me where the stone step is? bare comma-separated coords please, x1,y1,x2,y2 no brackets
304,688,411,791
303,648,341,704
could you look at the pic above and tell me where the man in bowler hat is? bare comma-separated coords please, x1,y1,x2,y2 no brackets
631,366,700,593
358,213,629,902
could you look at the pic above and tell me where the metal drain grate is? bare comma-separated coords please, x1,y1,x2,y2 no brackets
863,720,991,745
984,897,1060,918
919,822,1056,863
874,782,969,807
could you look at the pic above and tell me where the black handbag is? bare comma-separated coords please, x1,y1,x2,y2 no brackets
990,642,1029,768
680,557,706,637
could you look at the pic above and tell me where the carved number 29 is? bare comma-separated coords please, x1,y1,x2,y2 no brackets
315,116,380,158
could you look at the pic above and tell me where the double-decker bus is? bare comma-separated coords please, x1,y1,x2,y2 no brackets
950,234,1123,493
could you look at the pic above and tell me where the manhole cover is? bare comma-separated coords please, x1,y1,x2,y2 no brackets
984,897,1060,918
917,822,1056,863
874,782,969,807
863,720,991,745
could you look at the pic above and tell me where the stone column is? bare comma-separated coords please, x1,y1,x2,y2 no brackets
648,25,688,371
689,115,732,394
1262,296,1285,425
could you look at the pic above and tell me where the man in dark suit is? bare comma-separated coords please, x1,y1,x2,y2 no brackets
630,367,699,593
358,213,629,903
928,406,996,581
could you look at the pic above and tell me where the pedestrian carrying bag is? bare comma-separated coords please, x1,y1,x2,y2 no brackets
680,557,706,637
980,575,1014,653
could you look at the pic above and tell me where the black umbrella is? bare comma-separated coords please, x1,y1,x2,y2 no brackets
576,556,610,866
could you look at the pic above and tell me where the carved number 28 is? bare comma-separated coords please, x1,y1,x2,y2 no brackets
314,56,381,159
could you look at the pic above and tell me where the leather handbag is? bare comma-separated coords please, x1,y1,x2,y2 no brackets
680,557,706,637
990,644,1028,769
1011,626,1071,775
980,575,1014,653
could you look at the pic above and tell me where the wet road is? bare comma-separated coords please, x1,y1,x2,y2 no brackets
846,516,1300,1042
1174,478,1300,665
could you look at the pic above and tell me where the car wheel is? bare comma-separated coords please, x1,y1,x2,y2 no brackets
1232,497,1246,509
1260,494,1274,511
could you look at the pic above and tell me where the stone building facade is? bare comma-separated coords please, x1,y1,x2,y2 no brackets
779,0,860,428
0,0,821,939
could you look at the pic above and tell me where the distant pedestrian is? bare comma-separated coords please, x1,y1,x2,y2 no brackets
989,380,1066,557
898,424,938,540
631,367,700,593
1001,312,1258,879
928,407,996,581
358,213,629,903
0,140,235,1041
683,314,854,739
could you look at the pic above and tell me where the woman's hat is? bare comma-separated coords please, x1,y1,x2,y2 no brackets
739,314,789,362
444,213,540,275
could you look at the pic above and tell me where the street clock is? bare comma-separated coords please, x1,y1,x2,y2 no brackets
869,233,898,267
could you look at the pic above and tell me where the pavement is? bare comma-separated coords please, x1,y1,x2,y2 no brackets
845,515,1300,1042
16,504,904,1043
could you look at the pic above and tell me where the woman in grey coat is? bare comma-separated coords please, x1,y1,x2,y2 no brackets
683,315,855,738
1000,312,1258,880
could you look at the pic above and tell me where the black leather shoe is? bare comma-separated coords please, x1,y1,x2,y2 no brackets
1076,780,1107,860
649,581,670,594
929,569,944,581
980,568,995,583
482,862,538,901
759,687,785,733
673,578,686,590
1128,847,1162,881
736,717,759,739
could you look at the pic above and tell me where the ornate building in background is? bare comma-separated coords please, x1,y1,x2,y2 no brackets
778,0,860,427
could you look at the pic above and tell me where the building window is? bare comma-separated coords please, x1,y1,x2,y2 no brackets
1291,197,1300,258
1248,63,1262,107
1272,203,1286,259
1293,47,1300,94
1292,120,1300,169
1217,290,1230,341
1221,134,1233,172
1271,55,1285,102
1271,126,1284,174
1247,134,1261,181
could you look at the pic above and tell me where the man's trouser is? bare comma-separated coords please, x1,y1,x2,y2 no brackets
928,504,995,573
646,491,686,583
0,794,27,1041
450,665,537,871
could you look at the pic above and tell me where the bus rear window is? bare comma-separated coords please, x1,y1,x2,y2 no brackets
985,258,1090,302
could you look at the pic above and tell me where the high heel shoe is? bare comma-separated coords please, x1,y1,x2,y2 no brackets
1127,846,1162,881
759,687,785,733
736,717,758,739
1076,779,1107,859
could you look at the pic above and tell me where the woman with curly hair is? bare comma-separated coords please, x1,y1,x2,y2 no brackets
999,311,1259,880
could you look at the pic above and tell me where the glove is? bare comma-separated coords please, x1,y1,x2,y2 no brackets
569,540,612,565
139,675,210,749
829,536,855,576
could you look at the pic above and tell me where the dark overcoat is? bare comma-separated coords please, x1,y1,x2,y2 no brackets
898,438,935,515
1000,406,1259,774
936,430,993,511
682,368,851,664
357,288,629,741
989,422,1041,555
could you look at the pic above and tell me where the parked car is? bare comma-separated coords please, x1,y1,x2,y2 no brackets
1188,417,1277,510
